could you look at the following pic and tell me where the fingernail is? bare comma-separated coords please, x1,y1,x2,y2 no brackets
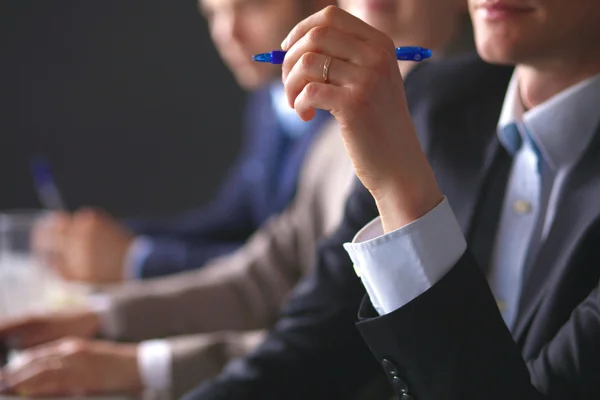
281,37,289,50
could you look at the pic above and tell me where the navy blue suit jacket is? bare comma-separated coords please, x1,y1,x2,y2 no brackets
127,87,330,279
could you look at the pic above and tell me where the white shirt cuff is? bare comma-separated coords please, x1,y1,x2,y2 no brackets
138,340,173,391
344,197,467,315
123,236,154,280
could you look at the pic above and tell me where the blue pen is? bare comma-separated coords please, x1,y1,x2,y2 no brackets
30,156,66,210
253,46,432,64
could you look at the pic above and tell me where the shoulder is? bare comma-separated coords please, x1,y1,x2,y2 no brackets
402,53,513,152
404,52,514,108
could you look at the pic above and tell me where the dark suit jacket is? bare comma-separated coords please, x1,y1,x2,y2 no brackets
184,55,600,399
355,62,600,398
126,87,330,279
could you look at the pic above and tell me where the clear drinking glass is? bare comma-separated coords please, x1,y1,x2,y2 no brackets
0,211,86,319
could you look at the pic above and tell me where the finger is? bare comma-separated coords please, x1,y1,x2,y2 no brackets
6,358,68,397
284,53,363,108
0,317,40,343
31,212,70,252
293,82,352,121
22,341,62,359
42,252,69,277
1,318,62,349
282,25,375,81
75,207,107,223
282,6,393,52
12,328,59,349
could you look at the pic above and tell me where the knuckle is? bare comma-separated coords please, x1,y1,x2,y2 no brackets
77,209,102,226
321,5,340,23
305,82,321,98
60,337,85,353
299,52,319,71
346,84,370,108
87,212,104,226
357,78,376,97
342,92,360,110
306,26,329,44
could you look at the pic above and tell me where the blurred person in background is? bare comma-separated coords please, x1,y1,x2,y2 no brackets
33,0,333,284
0,0,472,398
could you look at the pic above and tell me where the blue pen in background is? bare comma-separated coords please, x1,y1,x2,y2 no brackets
253,46,432,64
30,156,66,210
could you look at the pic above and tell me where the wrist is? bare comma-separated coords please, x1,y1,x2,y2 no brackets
123,344,143,391
106,343,143,392
373,165,442,233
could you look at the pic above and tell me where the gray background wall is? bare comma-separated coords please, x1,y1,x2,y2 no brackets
0,0,246,217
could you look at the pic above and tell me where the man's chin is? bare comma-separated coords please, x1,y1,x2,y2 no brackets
476,41,525,67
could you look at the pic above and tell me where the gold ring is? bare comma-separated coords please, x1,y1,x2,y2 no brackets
323,56,332,84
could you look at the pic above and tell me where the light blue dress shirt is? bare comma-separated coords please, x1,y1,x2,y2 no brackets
269,82,313,138
344,72,600,319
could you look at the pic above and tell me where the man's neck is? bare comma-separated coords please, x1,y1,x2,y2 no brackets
516,60,600,109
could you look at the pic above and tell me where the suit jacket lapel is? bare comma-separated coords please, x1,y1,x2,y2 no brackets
513,123,600,342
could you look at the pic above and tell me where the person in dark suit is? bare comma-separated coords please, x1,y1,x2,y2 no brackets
33,0,334,284
170,2,600,399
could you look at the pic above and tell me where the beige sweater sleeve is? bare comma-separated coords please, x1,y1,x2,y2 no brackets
99,121,354,342
166,330,265,399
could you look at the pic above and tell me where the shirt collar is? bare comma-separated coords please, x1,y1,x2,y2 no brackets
269,82,311,138
497,71,600,170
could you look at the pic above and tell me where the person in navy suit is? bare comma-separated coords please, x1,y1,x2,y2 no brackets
34,0,334,284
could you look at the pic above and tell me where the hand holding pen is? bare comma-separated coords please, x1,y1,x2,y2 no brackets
258,6,442,232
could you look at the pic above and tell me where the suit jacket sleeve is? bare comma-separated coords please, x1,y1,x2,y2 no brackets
356,249,600,399
123,94,264,279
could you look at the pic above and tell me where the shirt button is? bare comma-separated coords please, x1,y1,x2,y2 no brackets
401,394,416,400
513,199,532,214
